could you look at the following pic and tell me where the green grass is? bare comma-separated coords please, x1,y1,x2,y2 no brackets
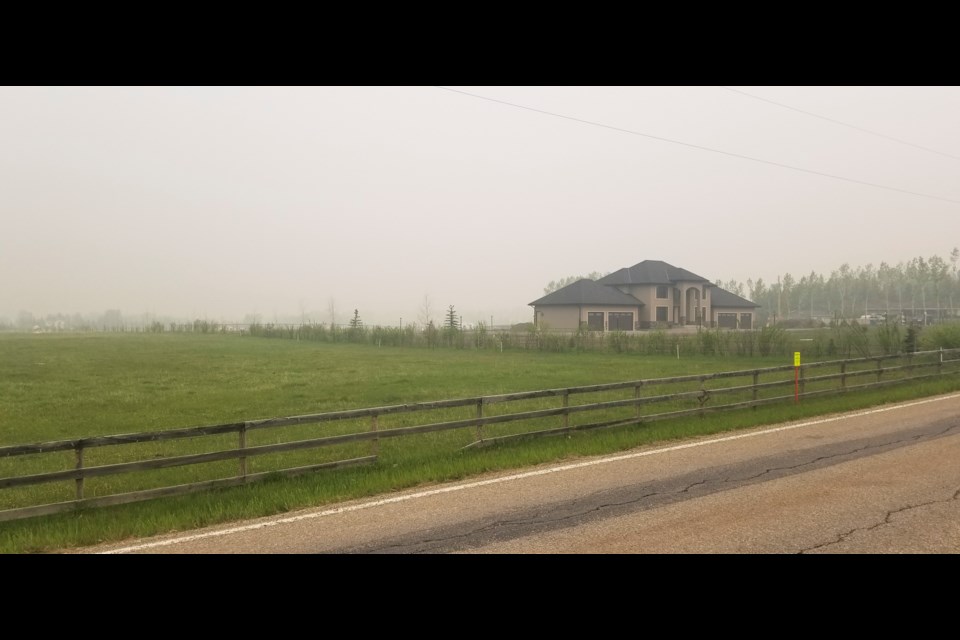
1,332,958,554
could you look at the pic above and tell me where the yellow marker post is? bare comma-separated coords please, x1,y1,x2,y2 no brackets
793,352,801,403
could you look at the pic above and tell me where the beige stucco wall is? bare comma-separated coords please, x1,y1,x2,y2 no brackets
620,282,709,323
677,282,711,324
535,306,582,331
618,285,662,322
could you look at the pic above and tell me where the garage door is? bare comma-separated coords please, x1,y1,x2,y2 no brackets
717,313,738,329
608,312,634,331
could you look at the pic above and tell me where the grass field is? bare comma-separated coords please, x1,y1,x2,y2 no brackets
1,332,958,554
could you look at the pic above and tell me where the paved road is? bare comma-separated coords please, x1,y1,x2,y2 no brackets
81,393,960,554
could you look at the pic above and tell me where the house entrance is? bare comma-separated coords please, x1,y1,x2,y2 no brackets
684,287,704,325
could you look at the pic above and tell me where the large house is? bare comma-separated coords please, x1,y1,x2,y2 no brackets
529,260,760,331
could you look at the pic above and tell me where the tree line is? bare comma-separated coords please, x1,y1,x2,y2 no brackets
717,250,959,326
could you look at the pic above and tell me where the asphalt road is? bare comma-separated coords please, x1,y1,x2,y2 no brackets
81,392,960,554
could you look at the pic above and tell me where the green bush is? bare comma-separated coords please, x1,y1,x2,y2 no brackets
832,321,870,358
608,331,628,353
757,325,787,356
647,329,669,355
919,322,960,349
875,321,903,355
903,324,921,353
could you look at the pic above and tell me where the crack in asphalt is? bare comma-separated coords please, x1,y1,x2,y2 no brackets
728,423,957,485
679,479,708,494
798,487,960,554
367,470,775,552
372,490,666,553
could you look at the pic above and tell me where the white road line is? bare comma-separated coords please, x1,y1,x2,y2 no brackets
99,392,960,554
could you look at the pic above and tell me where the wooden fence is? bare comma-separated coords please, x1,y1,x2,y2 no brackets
2,348,958,522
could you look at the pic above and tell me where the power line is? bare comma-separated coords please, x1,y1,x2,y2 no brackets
721,86,960,163
434,86,960,206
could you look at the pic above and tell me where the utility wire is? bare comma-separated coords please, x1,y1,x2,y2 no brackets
721,86,960,163
434,86,960,206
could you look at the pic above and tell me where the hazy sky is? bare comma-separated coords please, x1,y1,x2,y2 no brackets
2,86,958,326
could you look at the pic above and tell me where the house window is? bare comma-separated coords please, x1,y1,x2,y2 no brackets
656,285,669,299
656,306,668,322
587,312,604,331
608,312,633,331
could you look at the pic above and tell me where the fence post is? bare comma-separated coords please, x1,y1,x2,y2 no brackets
75,444,84,501
698,377,708,418
940,347,944,376
476,399,484,443
562,390,570,430
371,414,379,457
840,361,847,391
239,422,248,480
752,371,759,410
876,358,883,383
799,366,805,398
634,383,642,422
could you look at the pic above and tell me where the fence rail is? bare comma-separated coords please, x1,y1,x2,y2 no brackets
1,348,958,522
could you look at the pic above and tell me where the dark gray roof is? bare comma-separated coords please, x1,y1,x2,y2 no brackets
710,287,760,308
596,260,711,286
529,279,644,307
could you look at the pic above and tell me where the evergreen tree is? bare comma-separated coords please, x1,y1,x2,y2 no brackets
445,305,459,330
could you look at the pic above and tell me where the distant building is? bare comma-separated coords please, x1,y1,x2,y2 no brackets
529,259,760,331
